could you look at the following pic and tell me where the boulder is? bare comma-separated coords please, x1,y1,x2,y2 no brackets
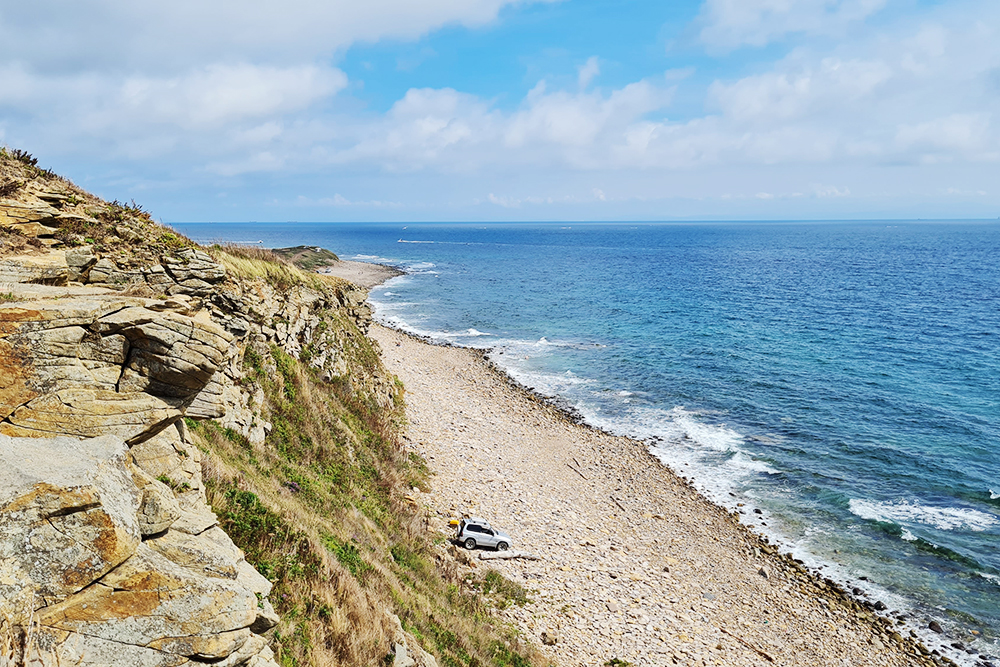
65,246,98,282
1,388,182,444
0,253,69,285
387,612,439,667
0,434,141,622
163,248,227,284
133,468,182,536
37,544,257,656
27,628,191,667
249,597,280,634
96,307,233,398
1,295,234,442
0,201,61,237
146,526,241,580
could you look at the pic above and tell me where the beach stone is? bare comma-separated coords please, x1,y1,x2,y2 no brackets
928,620,943,633
372,322,936,667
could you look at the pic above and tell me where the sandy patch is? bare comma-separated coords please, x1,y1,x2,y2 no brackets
316,260,403,289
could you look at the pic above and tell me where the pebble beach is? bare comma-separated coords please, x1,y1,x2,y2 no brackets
369,322,934,667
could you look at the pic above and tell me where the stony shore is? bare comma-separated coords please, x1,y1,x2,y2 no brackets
368,321,938,667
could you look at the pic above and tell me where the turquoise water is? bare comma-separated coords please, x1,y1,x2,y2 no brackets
178,221,1000,660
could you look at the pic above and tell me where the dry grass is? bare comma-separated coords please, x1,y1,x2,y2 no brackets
192,338,545,667
0,603,40,667
209,247,339,293
213,242,285,264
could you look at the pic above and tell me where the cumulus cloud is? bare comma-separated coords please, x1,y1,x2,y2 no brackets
116,64,348,129
698,0,888,51
0,0,549,163
0,0,554,74
578,56,600,89
895,114,994,161
2,0,999,219
709,57,892,124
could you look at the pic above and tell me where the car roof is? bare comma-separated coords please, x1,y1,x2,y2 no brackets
466,517,489,524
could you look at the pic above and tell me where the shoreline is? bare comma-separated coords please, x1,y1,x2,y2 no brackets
341,259,963,667
314,258,405,289
370,323,941,667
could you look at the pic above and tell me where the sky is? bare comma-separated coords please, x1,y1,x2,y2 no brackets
1,0,998,222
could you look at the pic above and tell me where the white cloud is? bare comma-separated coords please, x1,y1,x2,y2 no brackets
307,194,402,207
814,185,850,198
0,0,556,74
578,56,600,89
709,57,892,124
488,193,521,207
116,64,347,129
699,0,888,51
895,113,993,161
2,0,999,219
505,80,669,156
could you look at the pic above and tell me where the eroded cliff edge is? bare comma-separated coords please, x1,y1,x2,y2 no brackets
0,153,418,666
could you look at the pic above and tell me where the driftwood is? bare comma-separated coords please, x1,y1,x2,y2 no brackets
610,496,627,513
478,550,541,561
720,627,775,662
567,463,588,479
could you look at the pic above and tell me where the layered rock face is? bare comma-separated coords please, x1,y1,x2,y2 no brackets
0,187,389,666
0,280,281,666
0,433,278,667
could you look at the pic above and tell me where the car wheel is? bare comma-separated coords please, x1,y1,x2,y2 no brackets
497,542,509,551
464,538,476,550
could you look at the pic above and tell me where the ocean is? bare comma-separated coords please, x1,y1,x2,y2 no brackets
176,220,1000,659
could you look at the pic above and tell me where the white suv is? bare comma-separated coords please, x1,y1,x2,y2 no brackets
456,517,512,551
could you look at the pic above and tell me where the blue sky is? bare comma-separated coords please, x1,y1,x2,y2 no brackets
1,0,997,222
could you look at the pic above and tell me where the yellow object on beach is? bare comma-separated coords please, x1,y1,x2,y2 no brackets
448,519,460,526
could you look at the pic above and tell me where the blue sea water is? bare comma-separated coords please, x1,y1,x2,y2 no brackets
177,221,1000,659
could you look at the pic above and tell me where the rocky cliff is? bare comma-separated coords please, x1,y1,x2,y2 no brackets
0,154,394,666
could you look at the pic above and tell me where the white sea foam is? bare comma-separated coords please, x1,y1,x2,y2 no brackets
901,528,917,542
990,489,1000,500
398,239,434,243
557,403,784,505
374,316,495,342
977,571,1000,587
493,361,597,396
729,451,780,475
848,499,999,532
